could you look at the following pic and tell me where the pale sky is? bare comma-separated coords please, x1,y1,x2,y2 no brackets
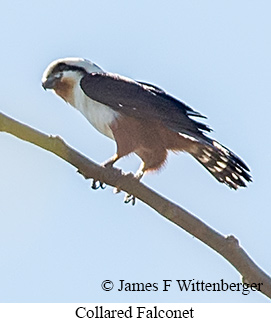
0,0,270,302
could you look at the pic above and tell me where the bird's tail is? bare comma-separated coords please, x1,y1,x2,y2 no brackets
191,138,252,189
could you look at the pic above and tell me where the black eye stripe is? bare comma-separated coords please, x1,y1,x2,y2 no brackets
56,63,69,72
52,63,86,74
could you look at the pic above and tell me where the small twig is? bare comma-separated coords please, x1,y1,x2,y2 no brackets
1,111,270,299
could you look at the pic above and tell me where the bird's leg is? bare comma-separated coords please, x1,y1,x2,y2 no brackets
102,153,120,168
134,164,145,181
124,162,145,205
91,154,119,190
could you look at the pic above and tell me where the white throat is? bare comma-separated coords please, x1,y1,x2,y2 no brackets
71,79,120,140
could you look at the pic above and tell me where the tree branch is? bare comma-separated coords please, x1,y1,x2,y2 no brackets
1,111,270,299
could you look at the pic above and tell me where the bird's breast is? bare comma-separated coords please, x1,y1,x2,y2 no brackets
73,83,120,140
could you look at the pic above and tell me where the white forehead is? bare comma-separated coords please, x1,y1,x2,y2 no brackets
43,57,104,76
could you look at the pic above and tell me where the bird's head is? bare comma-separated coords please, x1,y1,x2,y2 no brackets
42,57,103,91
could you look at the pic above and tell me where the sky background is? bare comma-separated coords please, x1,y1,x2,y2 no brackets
0,0,270,303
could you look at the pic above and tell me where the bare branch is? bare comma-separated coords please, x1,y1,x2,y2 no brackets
1,111,270,299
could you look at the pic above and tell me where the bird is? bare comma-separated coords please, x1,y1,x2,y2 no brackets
42,57,252,204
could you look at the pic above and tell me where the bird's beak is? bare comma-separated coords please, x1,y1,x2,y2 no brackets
42,74,57,90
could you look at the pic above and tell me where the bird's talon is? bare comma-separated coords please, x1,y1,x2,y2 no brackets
100,183,106,189
91,180,99,190
124,194,136,205
91,180,106,190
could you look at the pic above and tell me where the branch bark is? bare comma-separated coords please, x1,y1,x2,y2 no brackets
1,111,270,299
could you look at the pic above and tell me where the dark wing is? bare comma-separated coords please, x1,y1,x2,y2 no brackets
80,72,211,136
137,81,207,119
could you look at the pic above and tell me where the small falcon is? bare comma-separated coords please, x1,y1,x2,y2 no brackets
42,57,251,203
